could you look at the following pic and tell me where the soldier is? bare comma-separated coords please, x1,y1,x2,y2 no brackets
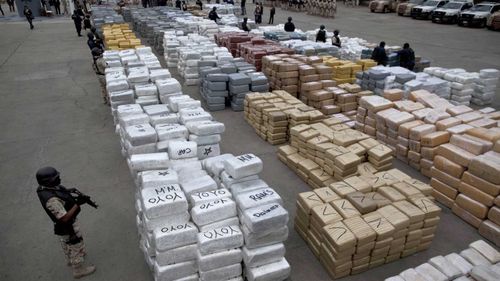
316,25,326,43
36,167,96,279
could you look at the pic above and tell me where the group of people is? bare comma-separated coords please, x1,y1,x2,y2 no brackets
175,0,189,11
71,6,93,37
70,9,108,104
371,41,416,70
41,0,63,15
0,0,16,15
315,25,341,48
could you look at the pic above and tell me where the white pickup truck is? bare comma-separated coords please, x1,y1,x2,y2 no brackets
458,2,500,27
431,0,474,24
411,0,448,19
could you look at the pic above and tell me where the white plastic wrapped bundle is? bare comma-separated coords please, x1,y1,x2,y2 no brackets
245,258,291,281
181,175,218,196
116,104,143,118
141,187,188,220
156,78,182,96
135,84,158,97
140,169,179,190
127,67,150,83
155,124,189,141
143,104,169,116
191,198,237,226
168,140,198,160
150,113,180,126
119,113,150,128
179,108,213,124
128,153,170,174
186,121,225,136
124,123,157,146
223,154,263,179
472,69,499,105
109,89,134,103
242,243,286,268
197,143,221,160
106,79,129,92
150,69,171,82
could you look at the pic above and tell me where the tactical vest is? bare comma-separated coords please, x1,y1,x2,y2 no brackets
37,185,77,235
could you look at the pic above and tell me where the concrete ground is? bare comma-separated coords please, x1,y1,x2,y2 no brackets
0,5,497,281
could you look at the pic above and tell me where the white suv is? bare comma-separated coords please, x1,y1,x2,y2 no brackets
431,1,474,23
458,2,500,27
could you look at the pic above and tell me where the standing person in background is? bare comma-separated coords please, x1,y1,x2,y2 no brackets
254,4,261,24
0,3,4,16
7,0,16,12
91,48,108,104
54,0,61,15
181,1,187,11
371,41,388,66
269,5,275,24
62,0,69,15
24,5,34,29
259,2,264,23
284,16,295,32
83,14,91,30
397,43,415,71
175,0,181,9
241,0,246,15
196,0,203,10
71,10,83,36
332,30,341,47
316,25,326,42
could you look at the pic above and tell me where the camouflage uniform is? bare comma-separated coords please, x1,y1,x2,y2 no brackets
92,57,108,103
46,197,86,267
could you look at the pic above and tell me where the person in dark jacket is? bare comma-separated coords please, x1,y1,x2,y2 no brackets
242,17,250,32
241,0,246,15
196,0,203,9
397,43,415,71
332,30,341,47
371,41,388,66
83,14,91,30
316,25,326,42
259,2,264,22
7,0,16,12
24,5,34,30
254,4,261,24
269,5,275,24
284,17,295,32
209,7,221,22
71,10,83,36
175,0,181,9
87,32,99,50
54,0,61,15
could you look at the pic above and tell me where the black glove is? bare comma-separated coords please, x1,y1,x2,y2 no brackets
74,195,88,206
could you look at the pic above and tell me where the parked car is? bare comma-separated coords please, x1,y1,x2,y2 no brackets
398,0,426,16
411,0,448,19
458,2,500,27
370,0,407,13
487,11,500,30
431,0,474,23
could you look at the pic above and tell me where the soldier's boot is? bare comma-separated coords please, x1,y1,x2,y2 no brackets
73,264,96,279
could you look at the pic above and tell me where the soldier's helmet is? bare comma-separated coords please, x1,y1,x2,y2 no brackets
36,167,61,187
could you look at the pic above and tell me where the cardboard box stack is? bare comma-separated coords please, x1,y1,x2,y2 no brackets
102,23,143,50
429,130,500,246
385,240,500,281
294,168,441,279
355,90,500,176
278,119,394,189
244,91,326,145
